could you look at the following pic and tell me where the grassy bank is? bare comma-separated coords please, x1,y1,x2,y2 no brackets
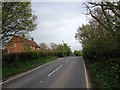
2,56,57,80
85,58,120,89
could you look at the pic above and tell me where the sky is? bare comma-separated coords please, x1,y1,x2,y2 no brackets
30,2,88,51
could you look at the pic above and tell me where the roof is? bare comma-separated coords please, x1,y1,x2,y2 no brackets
8,35,40,48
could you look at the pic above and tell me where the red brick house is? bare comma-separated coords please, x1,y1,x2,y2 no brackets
7,35,40,53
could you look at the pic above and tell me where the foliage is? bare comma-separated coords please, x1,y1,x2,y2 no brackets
55,43,72,56
84,2,120,38
2,44,72,67
2,2,37,42
50,42,72,57
74,50,82,56
85,58,120,88
75,1,120,60
63,43,72,56
50,43,58,50
2,51,55,67
39,42,48,51
75,1,120,88
55,51,64,57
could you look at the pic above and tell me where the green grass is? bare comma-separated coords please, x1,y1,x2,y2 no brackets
2,56,57,80
85,58,120,89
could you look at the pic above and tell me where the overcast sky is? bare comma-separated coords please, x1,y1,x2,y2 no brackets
30,2,88,51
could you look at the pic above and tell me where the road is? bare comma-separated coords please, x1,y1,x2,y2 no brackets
2,57,88,88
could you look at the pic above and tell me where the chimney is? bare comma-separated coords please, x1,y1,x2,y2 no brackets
22,34,25,38
31,38,34,41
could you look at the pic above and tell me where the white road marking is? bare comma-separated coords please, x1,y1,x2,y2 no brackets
65,60,70,63
65,61,68,63
40,81,43,83
1,58,64,85
82,57,90,88
48,65,63,77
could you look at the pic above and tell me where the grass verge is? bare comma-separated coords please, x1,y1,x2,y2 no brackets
85,58,120,89
2,56,57,81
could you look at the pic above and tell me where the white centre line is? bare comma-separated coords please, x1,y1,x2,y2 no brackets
1,58,63,84
65,60,70,63
40,81,43,83
48,64,63,77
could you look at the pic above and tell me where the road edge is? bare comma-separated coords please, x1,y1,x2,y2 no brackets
82,57,90,88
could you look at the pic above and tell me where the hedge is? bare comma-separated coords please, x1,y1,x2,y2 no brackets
55,51,64,57
2,51,66,67
3,52,50,66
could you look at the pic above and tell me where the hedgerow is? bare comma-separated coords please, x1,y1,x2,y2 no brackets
2,51,68,67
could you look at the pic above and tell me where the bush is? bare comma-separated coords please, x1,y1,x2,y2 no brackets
74,50,82,56
2,50,71,67
2,51,56,67
55,51,64,57
86,58,120,88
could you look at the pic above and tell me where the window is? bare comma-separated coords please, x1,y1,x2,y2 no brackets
13,44,16,48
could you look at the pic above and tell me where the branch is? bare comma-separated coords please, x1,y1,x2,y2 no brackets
101,2,112,31
84,3,109,31
106,2,120,18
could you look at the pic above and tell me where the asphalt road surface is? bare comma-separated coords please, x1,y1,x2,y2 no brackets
2,57,88,88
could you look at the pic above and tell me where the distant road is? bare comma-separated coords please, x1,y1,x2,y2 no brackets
2,57,88,88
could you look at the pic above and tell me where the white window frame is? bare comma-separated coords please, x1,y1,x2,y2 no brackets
13,44,16,48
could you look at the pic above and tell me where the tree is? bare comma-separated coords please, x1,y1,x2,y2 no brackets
75,1,120,60
75,20,119,59
2,2,37,42
63,43,72,56
84,1,120,39
39,43,48,51
50,43,58,50
74,50,82,56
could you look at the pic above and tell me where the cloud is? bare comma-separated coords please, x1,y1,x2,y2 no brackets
30,2,88,51
32,0,89,2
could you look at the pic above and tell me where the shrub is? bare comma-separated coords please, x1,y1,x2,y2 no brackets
2,51,56,67
55,51,64,57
